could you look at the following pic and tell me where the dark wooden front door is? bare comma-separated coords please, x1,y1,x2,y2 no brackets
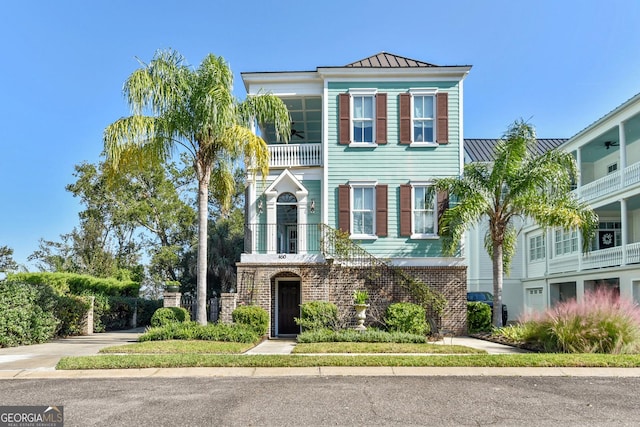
278,281,300,335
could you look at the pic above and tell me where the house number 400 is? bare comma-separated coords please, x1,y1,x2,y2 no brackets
278,254,287,259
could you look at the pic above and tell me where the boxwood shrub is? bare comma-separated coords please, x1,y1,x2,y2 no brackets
139,321,259,343
467,301,492,333
295,301,338,332
232,305,269,336
297,328,427,344
150,307,191,327
384,302,429,335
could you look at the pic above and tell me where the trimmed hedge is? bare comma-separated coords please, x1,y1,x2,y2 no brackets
0,281,59,347
232,305,269,336
6,272,140,297
297,328,427,344
295,301,338,332
150,307,191,327
139,321,259,343
384,302,429,335
467,302,492,333
1,273,158,346
55,295,92,337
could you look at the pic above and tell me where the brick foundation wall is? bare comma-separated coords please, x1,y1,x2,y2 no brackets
235,262,467,336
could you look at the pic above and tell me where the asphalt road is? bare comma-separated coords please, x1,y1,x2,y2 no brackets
1,376,639,426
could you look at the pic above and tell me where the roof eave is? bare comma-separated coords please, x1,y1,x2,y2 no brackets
317,65,472,80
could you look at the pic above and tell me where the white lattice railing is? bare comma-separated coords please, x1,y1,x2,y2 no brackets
268,143,322,168
579,170,621,202
625,161,640,187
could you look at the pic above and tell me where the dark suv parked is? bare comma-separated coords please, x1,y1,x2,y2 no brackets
467,291,508,325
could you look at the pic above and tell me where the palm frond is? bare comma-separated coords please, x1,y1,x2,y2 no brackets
239,93,291,143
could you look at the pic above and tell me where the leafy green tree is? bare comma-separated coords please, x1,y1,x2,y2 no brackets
435,120,598,327
103,49,290,324
29,162,142,279
0,245,18,273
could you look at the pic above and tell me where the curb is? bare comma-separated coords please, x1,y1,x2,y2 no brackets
3,366,640,379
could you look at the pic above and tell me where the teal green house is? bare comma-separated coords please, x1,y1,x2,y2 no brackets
236,53,471,337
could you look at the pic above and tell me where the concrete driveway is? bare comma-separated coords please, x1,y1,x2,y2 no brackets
0,328,144,371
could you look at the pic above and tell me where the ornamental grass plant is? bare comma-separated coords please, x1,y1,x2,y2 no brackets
499,289,640,354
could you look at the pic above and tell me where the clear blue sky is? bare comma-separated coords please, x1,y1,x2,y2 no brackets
2,0,639,267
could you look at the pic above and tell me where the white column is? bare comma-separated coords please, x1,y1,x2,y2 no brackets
247,180,257,253
575,148,582,198
621,198,628,265
297,191,309,254
265,191,277,254
619,121,627,186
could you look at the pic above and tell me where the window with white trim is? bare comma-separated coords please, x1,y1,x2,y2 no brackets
352,95,374,143
351,185,375,236
412,95,435,143
554,228,578,256
529,234,545,262
412,184,437,236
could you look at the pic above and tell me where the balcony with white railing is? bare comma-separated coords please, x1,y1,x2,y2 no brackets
581,246,623,270
625,161,640,187
579,170,621,202
547,241,640,274
268,143,322,168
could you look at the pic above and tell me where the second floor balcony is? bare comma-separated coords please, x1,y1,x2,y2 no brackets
268,143,322,168
578,161,640,202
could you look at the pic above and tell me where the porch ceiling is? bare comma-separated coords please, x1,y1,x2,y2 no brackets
595,194,640,213
261,96,322,145
579,112,640,163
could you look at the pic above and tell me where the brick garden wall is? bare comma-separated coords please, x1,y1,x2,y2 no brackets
236,263,467,336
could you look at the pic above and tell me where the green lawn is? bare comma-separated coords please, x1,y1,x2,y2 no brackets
57,353,640,370
99,340,253,354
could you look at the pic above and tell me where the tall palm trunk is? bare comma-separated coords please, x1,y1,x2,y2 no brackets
196,160,212,325
492,241,504,327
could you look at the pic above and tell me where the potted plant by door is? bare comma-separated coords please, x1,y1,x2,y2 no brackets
353,289,369,331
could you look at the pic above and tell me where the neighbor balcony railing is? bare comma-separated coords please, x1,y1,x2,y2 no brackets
547,241,640,274
576,161,640,203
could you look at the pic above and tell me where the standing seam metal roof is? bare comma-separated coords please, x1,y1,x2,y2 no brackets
345,52,439,68
464,138,568,162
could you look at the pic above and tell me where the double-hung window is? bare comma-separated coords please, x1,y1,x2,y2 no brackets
339,90,387,146
412,95,435,144
399,89,448,145
338,182,388,238
352,95,374,143
352,185,375,236
529,234,545,262
399,182,443,239
555,228,578,256
412,184,436,236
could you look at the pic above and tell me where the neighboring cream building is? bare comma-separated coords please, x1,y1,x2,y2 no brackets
465,93,640,320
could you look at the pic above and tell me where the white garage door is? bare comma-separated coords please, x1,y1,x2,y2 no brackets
526,288,545,315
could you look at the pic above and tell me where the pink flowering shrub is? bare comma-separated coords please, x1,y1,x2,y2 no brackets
513,289,640,353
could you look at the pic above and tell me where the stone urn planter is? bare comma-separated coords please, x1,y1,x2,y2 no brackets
354,303,370,331
352,289,370,331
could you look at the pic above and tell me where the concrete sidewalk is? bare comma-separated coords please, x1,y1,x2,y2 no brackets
245,335,529,355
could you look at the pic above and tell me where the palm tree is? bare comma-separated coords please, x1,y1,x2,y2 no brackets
104,49,290,324
435,120,597,327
